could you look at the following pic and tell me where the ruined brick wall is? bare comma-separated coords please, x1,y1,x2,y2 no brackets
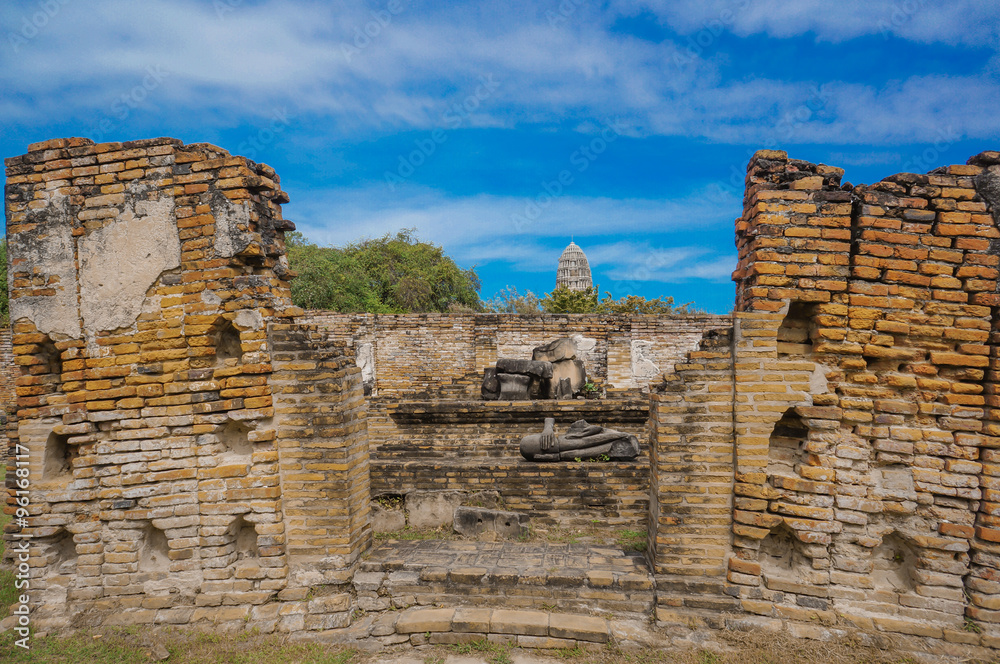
651,149,1000,650
369,398,651,527
3,137,369,633
0,327,13,455
304,312,729,396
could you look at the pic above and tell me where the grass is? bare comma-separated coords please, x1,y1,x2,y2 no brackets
0,462,17,618
0,628,362,664
450,638,513,664
0,623,925,664
615,529,648,553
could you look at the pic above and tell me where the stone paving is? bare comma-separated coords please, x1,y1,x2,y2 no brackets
356,539,656,620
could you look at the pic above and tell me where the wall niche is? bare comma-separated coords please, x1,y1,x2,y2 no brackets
768,407,808,479
43,431,77,481
213,319,243,366
228,515,259,563
218,419,254,459
758,523,812,584
138,524,171,575
777,301,816,357
872,532,917,593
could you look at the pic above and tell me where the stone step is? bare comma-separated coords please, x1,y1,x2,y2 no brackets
375,606,611,649
357,540,656,618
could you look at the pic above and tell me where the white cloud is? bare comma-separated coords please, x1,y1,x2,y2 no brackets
615,0,1000,47
1,0,998,146
288,184,739,257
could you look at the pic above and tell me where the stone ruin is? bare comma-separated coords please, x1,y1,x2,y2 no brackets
481,337,587,400
4,137,1000,659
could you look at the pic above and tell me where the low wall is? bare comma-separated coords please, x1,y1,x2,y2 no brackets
303,312,730,397
368,398,650,527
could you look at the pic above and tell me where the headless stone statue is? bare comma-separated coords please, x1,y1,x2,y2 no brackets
519,417,640,461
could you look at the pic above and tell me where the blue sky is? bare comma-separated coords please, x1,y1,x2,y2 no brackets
2,1,999,313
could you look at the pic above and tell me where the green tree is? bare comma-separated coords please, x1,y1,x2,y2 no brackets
537,284,695,315
285,229,482,313
483,286,543,314
541,285,601,313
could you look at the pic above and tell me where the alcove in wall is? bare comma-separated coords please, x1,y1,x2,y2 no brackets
42,431,77,481
768,407,808,478
758,523,812,584
138,524,171,574
777,301,816,357
228,515,259,562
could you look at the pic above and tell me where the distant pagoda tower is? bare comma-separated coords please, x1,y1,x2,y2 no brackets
556,241,593,292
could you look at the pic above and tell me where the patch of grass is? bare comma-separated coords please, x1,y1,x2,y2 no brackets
0,628,362,664
0,462,16,617
553,644,588,658
615,529,648,553
450,637,514,664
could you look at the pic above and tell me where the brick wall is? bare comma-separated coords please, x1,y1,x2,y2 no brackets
304,312,730,396
651,149,1000,647
3,137,370,634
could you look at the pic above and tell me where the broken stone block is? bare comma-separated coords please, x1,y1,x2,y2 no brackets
481,367,500,400
497,373,531,400
453,506,529,539
370,502,406,533
532,337,577,363
495,358,553,379
406,491,466,529
544,358,587,398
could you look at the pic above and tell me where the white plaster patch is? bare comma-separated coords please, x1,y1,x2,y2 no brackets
571,334,597,353
78,194,180,335
234,309,263,331
9,192,82,339
356,341,374,386
201,290,223,306
630,339,659,378
213,195,253,258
